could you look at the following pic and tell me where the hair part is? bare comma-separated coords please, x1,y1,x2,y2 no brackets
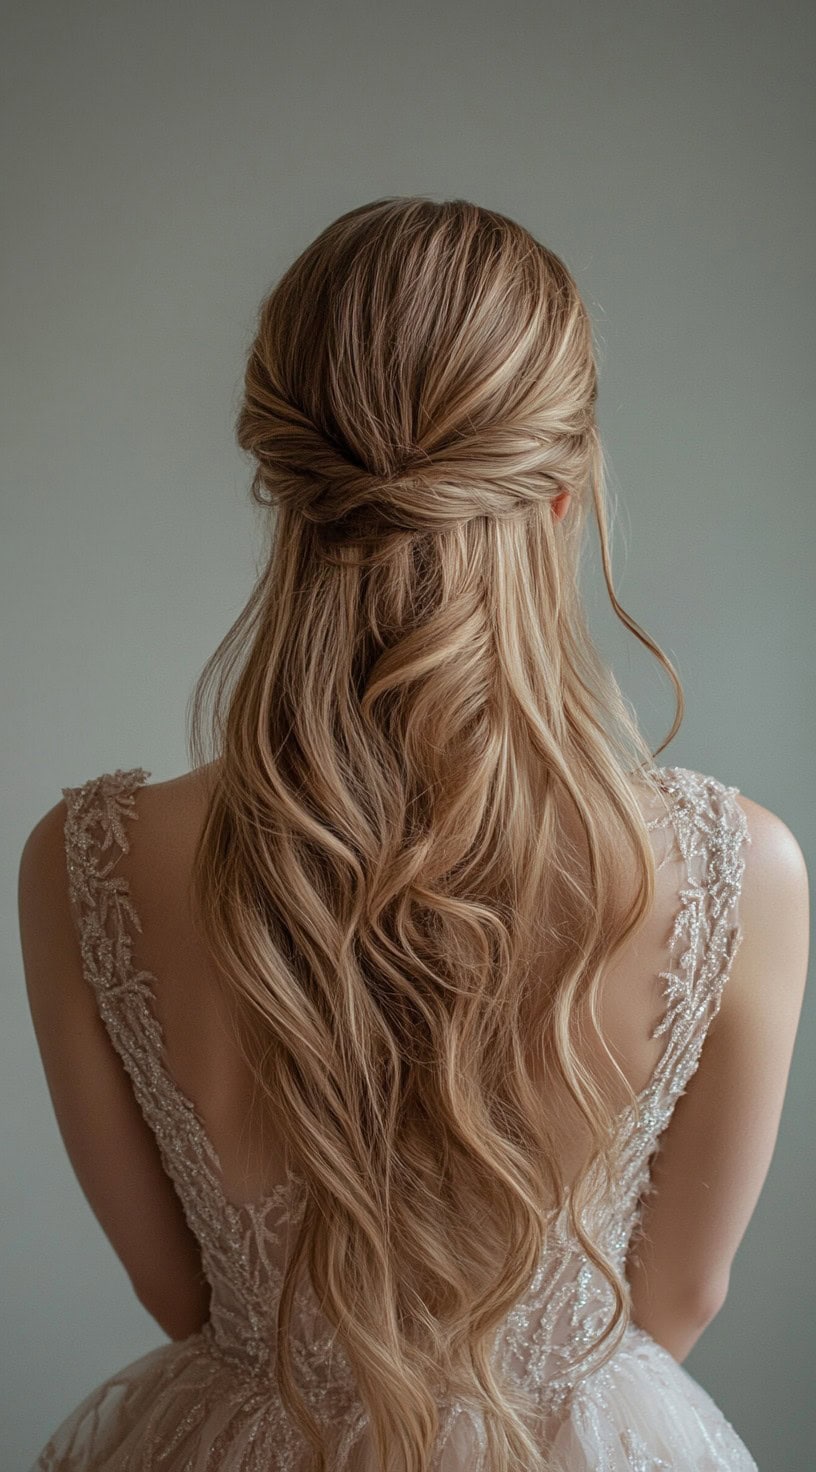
187,195,684,1471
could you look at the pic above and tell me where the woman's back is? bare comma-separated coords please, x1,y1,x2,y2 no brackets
27,756,803,1469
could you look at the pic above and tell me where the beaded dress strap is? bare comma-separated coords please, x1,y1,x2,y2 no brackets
61,768,229,1247
642,766,752,1119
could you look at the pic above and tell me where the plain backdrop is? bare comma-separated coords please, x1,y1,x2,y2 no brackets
2,1,813,1466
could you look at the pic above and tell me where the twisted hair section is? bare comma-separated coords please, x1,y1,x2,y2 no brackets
188,196,684,1471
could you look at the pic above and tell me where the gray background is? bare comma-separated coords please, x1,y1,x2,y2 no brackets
3,0,813,1466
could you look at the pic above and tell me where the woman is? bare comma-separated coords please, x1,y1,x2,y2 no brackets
19,196,809,1470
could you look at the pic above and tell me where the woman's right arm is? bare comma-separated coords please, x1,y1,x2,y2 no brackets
625,794,810,1363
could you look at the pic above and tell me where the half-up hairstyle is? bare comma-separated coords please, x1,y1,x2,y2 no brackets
187,195,684,1471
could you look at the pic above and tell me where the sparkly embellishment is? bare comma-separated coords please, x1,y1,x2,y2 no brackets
30,765,758,1470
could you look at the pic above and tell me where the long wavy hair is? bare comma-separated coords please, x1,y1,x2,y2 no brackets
187,195,684,1471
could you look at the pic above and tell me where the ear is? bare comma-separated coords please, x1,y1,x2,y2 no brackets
551,488,571,522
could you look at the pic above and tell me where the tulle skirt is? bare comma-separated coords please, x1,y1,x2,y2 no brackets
546,1326,758,1471
29,1322,759,1471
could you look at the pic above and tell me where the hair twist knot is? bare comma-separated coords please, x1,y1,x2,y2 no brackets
241,387,571,543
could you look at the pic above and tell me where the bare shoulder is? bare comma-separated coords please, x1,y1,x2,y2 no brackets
718,785,810,1021
18,765,218,905
135,762,219,811
732,789,810,948
123,762,219,840
732,789,809,880
670,767,809,892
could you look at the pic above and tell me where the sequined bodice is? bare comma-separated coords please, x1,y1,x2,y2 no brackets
60,764,750,1464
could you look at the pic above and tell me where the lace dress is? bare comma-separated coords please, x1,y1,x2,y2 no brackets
29,765,759,1471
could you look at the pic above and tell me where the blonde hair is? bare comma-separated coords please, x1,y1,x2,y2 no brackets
187,196,684,1471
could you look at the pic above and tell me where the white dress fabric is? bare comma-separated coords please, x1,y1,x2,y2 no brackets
30,764,759,1470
